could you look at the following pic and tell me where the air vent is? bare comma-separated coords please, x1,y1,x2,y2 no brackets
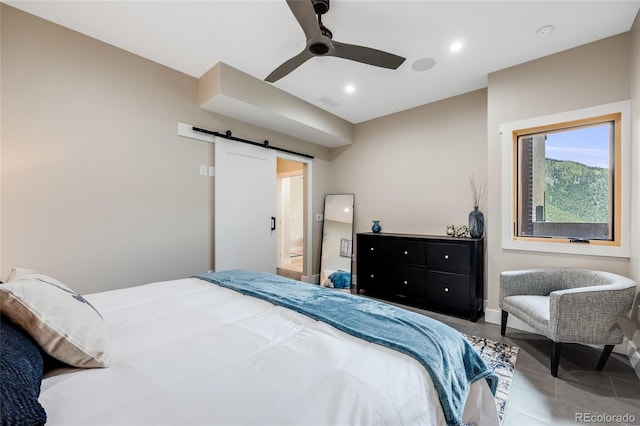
318,96,340,107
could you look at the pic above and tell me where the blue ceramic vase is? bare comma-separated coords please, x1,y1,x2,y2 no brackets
371,220,382,233
468,208,484,238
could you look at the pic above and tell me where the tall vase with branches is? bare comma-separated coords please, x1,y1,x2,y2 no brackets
469,174,486,238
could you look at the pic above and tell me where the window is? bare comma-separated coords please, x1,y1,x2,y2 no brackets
516,116,617,241
500,101,630,257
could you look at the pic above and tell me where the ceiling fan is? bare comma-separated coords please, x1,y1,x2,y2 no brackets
265,0,406,83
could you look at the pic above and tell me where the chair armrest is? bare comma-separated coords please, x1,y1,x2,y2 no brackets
549,284,636,343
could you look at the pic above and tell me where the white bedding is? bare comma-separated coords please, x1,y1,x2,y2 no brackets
40,277,498,425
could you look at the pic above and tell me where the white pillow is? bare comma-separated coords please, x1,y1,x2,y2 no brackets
0,268,111,368
321,269,337,288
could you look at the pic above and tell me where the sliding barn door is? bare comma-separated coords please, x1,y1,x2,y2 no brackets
214,138,277,273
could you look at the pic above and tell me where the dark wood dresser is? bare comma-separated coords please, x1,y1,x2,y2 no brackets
356,232,484,321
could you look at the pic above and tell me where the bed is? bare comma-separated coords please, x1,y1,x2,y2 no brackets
1,268,500,426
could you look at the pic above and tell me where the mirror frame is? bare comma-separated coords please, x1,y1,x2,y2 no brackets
319,194,355,290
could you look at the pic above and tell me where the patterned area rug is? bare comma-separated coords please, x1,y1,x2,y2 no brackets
464,334,519,424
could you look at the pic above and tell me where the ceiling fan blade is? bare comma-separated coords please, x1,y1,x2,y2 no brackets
286,0,321,41
265,49,314,83
330,40,406,69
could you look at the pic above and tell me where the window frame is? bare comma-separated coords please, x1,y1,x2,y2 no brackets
500,100,631,258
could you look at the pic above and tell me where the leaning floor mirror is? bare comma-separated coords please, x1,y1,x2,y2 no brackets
319,194,355,290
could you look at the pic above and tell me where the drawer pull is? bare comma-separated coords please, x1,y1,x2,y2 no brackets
404,250,408,255
444,254,449,260
403,280,408,285
370,274,375,278
444,287,449,292
370,247,375,251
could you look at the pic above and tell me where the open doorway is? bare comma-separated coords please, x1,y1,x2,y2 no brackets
276,158,305,280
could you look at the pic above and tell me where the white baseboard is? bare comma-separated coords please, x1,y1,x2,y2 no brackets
627,338,640,381
304,274,319,284
485,307,628,355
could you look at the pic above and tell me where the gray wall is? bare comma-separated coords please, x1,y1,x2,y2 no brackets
486,33,632,316
334,88,488,238
0,5,331,293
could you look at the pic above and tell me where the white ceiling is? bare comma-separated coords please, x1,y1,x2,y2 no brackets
6,1,640,124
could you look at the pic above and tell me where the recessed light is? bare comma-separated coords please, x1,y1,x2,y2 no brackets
450,41,463,53
536,25,555,36
345,84,356,94
411,57,437,72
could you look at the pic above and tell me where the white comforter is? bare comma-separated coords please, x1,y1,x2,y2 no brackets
40,277,498,425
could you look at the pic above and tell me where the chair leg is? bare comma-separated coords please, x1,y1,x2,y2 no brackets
551,341,562,377
501,311,508,336
596,345,615,371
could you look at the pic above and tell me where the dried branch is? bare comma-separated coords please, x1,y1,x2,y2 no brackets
469,174,486,209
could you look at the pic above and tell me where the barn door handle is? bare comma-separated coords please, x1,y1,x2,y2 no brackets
271,217,276,231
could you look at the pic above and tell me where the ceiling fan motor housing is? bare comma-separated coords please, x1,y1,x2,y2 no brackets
312,0,330,15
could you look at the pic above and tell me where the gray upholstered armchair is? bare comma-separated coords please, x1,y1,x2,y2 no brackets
499,268,637,377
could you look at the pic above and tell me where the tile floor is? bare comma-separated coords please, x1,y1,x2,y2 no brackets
412,307,640,426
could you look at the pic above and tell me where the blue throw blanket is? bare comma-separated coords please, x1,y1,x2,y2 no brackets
195,270,498,426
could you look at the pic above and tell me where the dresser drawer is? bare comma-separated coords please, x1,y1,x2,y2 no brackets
427,271,470,311
391,266,427,301
357,236,387,263
389,240,426,265
357,266,387,294
427,243,470,274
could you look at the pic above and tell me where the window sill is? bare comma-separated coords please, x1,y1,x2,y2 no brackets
501,236,629,258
